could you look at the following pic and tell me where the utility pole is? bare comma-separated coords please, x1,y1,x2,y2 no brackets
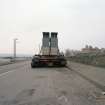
13,38,18,61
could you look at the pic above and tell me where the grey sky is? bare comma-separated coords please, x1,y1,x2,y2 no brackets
0,0,105,54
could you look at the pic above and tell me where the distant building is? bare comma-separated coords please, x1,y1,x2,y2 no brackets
65,49,80,57
100,48,105,54
81,45,100,53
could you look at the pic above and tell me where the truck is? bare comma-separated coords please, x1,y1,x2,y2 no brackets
31,32,67,67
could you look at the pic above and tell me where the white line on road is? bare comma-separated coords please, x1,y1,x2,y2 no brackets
0,70,16,78
58,95,68,103
0,62,27,78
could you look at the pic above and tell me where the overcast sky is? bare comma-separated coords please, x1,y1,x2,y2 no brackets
0,0,105,55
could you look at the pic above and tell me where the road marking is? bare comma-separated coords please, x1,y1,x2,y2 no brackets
58,95,68,103
0,63,27,78
0,70,16,77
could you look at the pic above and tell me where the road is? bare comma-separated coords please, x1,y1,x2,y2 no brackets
0,61,105,105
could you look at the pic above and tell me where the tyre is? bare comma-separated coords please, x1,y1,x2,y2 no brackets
31,62,36,68
60,60,67,67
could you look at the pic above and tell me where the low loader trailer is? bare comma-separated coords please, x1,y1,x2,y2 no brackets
31,32,67,67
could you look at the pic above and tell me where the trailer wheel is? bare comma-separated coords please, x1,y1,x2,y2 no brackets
31,64,35,68
31,63,36,68
48,62,53,67
60,61,67,67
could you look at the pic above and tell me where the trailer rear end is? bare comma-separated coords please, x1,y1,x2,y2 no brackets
31,32,67,67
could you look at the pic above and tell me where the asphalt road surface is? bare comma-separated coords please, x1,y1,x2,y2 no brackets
0,61,105,105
